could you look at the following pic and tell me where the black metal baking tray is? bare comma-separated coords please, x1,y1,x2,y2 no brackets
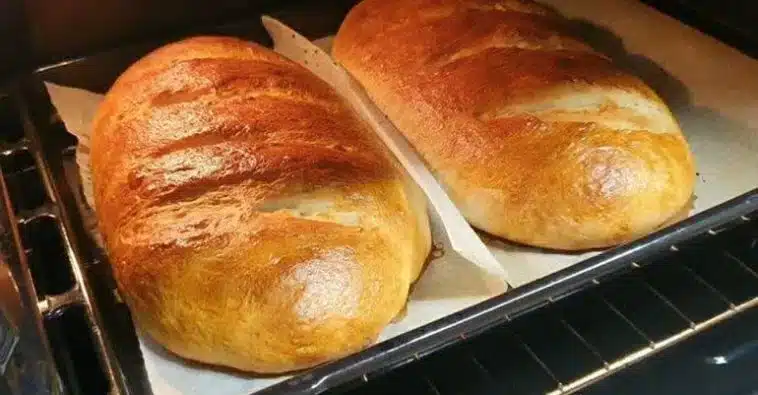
1,1,757,394
324,206,758,395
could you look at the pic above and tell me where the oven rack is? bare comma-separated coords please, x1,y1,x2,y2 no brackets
327,213,758,395
0,82,148,395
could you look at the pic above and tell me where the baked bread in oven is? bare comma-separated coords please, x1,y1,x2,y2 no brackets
90,36,431,373
333,0,695,250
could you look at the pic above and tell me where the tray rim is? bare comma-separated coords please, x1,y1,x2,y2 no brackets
259,188,758,395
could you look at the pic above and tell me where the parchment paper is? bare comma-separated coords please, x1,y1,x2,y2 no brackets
44,0,758,393
263,17,511,286
46,23,514,395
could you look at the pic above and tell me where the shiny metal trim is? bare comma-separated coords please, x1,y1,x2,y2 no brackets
0,93,62,394
546,297,758,395
15,84,131,395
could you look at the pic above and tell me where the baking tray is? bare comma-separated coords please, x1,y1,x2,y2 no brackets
3,0,758,394
327,213,758,395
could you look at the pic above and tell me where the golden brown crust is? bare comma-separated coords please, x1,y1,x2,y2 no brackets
90,36,431,373
333,0,695,250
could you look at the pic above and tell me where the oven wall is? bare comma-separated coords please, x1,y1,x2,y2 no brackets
16,0,359,73
0,0,29,79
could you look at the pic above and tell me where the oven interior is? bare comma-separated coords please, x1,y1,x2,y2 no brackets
1,1,757,394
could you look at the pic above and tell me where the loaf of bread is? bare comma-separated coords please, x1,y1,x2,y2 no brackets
90,36,431,373
333,0,695,250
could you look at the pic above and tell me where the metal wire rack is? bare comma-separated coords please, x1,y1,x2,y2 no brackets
331,215,758,395
0,82,147,395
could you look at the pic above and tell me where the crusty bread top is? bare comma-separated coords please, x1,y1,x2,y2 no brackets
333,0,695,250
92,36,404,240
90,36,431,372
